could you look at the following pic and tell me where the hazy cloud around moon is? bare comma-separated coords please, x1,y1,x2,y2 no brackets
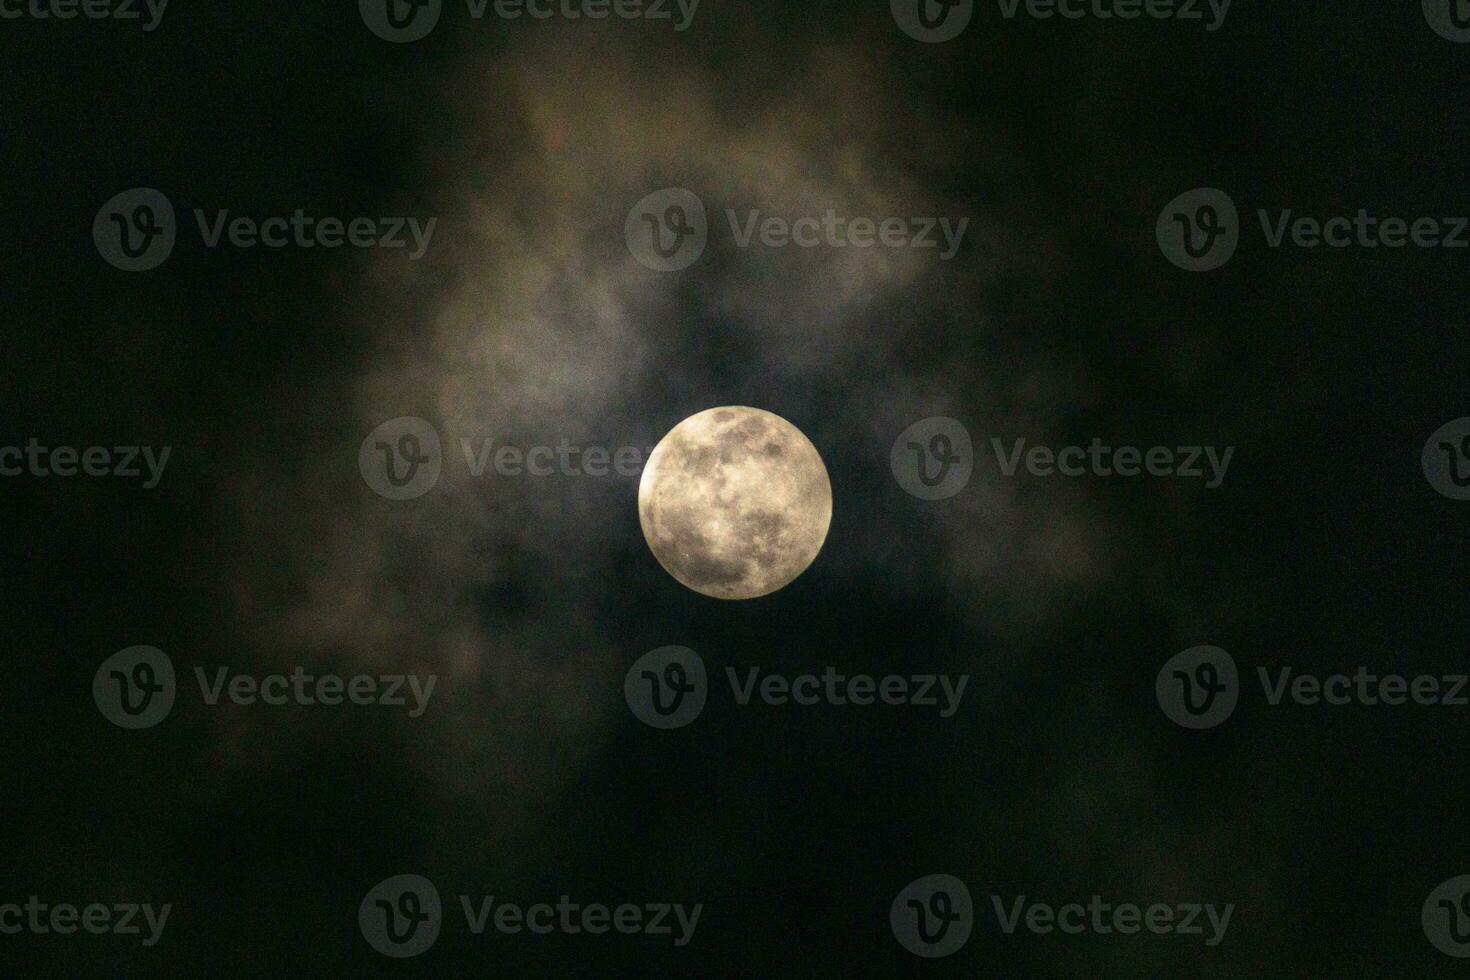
213,30,1110,842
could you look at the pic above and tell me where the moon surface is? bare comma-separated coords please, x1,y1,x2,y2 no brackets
639,407,832,599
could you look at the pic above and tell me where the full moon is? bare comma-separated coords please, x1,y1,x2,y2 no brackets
639,407,833,600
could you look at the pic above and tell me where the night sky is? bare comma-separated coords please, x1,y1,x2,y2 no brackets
3,1,1469,975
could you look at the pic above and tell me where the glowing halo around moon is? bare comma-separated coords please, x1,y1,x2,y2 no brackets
638,406,833,599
